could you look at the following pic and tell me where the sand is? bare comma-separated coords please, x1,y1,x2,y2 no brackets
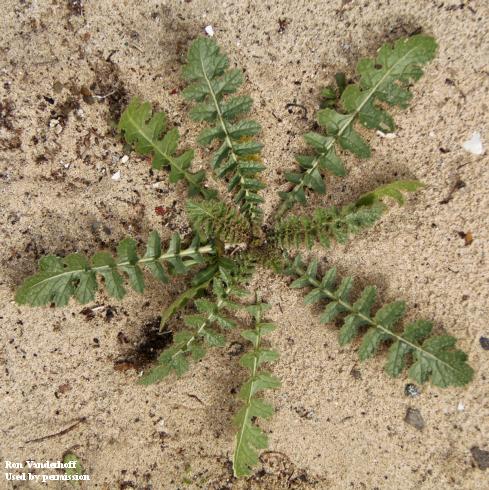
0,0,488,488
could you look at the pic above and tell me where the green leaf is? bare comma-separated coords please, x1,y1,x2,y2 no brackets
183,37,265,222
358,327,389,360
92,252,126,299
222,95,253,119
139,363,172,385
160,278,214,330
318,109,371,157
143,231,168,283
228,120,261,139
202,327,226,347
318,149,346,177
286,257,473,388
409,335,474,387
16,232,215,306
117,238,144,293
373,301,405,329
183,37,228,82
339,314,367,345
186,199,249,243
142,273,246,384
303,132,332,151
233,307,280,477
385,320,432,377
356,180,424,207
278,35,437,215
63,453,84,488
119,98,215,199
274,197,386,250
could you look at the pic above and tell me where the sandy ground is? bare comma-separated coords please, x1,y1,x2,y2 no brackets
1,0,488,488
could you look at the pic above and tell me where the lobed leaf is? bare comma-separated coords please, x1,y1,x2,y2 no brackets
140,270,247,384
233,305,280,477
183,37,266,222
15,232,215,306
277,35,437,216
285,257,473,387
274,180,423,250
119,98,216,199
186,199,250,243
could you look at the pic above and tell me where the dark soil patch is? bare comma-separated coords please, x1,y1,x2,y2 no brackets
114,317,173,372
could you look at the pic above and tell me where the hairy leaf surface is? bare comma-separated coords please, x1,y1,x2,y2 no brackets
286,256,473,387
278,35,437,215
233,303,280,477
119,98,216,199
15,232,214,306
183,37,265,222
140,273,246,384
275,180,421,249
186,199,250,242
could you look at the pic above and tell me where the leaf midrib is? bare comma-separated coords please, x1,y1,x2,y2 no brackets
281,43,423,216
295,265,463,380
22,245,215,292
124,112,206,197
233,323,261,476
198,54,258,221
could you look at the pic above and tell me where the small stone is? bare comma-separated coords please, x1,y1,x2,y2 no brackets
204,25,214,37
404,383,421,397
471,446,489,470
457,401,465,412
479,336,489,350
53,81,64,93
404,407,425,430
111,170,121,181
350,368,362,380
120,154,129,164
295,406,315,420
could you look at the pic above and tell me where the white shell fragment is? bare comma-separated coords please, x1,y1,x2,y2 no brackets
462,132,484,155
376,130,396,139
111,170,121,181
204,25,214,37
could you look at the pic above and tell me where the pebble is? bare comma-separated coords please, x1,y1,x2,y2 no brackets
404,407,425,430
457,401,465,412
479,336,489,350
120,155,129,164
404,383,420,397
204,25,214,37
471,446,489,470
111,170,121,181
